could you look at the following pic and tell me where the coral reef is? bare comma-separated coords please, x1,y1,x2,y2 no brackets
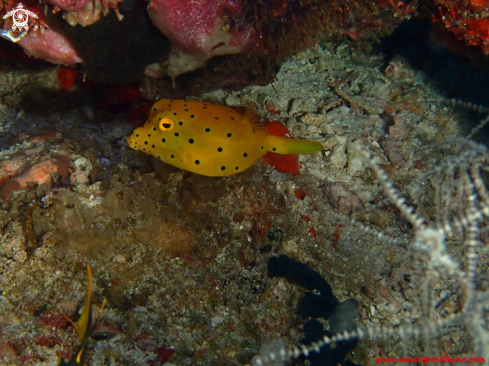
4,0,489,94
147,0,259,77
267,254,359,366
1,0,419,86
429,0,489,53
48,0,170,83
1,39,489,366
1,2,81,65
18,27,82,65
250,133,489,364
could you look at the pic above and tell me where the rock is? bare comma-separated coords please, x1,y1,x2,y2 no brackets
384,55,415,81
368,209,395,229
0,151,70,199
329,144,347,169
323,182,363,214
346,141,366,176
379,137,406,167
70,157,92,186
388,114,408,140
320,122,335,135
301,113,328,126
0,222,27,262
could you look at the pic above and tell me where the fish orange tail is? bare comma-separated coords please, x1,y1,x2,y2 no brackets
263,134,323,155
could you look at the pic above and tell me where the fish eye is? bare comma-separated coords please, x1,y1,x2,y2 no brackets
158,117,175,131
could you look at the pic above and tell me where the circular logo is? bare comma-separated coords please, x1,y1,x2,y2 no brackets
3,3,38,32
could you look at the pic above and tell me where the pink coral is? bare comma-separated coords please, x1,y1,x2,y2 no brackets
45,0,91,12
18,29,82,65
147,0,258,76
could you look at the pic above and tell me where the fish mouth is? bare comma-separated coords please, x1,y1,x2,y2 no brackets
127,130,141,150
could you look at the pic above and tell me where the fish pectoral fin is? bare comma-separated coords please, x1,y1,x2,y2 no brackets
243,102,266,131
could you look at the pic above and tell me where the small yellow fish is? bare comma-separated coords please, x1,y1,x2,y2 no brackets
59,264,105,366
128,99,323,176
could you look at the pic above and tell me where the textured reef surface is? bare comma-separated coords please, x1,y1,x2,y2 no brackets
2,0,489,89
1,24,489,366
0,0,415,82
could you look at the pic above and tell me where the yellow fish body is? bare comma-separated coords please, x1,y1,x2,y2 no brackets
128,99,323,177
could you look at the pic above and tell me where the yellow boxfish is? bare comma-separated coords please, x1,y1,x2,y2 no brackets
127,99,323,177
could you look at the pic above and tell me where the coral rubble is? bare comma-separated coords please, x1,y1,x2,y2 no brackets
1,37,488,366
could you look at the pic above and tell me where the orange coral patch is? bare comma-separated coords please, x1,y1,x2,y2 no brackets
0,153,70,199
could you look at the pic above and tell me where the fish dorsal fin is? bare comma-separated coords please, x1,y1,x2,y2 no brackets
242,102,266,131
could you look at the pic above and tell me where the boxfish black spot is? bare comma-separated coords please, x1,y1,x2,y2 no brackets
217,147,223,152
272,148,276,151
143,148,146,151
144,141,148,145
174,132,179,137
179,121,183,126
205,128,211,132
189,138,194,144
171,154,175,159
195,160,200,165
243,153,248,157
184,104,187,106
190,115,195,118
135,142,137,144
173,112,177,116
158,117,162,121
253,130,256,133
153,108,157,111
167,104,171,107
221,166,226,171
227,133,232,137
235,167,239,170
231,117,235,120
158,156,161,159
148,134,151,137
185,109,188,112
261,146,264,149
203,107,207,109
162,138,166,143
152,127,156,131
152,144,155,148
136,134,139,137
215,117,219,120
